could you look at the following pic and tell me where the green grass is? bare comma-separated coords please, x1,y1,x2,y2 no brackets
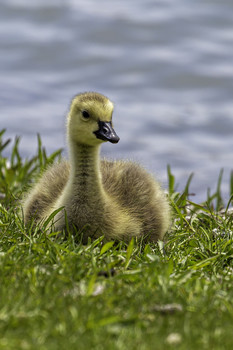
1,129,233,350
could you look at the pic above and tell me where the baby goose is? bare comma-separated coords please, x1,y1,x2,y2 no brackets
22,92,170,242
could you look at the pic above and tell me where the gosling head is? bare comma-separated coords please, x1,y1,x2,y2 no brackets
67,92,120,146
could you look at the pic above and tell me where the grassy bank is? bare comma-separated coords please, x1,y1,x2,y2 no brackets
0,129,233,350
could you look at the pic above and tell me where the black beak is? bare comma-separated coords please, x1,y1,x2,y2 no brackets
94,121,120,144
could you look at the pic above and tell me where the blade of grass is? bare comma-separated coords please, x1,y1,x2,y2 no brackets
216,168,224,211
125,238,134,269
167,164,176,196
42,207,64,229
230,170,233,197
100,241,114,256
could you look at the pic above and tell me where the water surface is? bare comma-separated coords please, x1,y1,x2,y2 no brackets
1,0,233,202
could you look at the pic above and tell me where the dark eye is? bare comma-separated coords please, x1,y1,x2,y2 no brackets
82,110,90,119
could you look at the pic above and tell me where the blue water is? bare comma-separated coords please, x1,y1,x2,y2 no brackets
1,0,233,203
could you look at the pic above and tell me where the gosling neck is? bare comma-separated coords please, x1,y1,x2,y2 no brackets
68,140,104,199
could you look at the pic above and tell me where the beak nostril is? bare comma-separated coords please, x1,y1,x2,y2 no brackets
103,126,109,134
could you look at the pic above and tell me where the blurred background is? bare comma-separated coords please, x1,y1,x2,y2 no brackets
1,0,233,203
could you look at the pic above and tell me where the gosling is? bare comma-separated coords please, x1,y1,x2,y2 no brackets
22,92,170,242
